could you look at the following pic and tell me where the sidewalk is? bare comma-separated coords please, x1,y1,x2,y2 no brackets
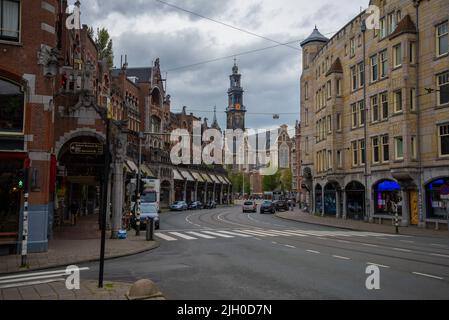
0,231,159,275
276,210,449,239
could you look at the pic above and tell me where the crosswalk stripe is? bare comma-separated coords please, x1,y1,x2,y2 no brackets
265,230,295,236
201,231,234,238
169,232,197,240
282,230,309,237
155,233,178,241
186,231,216,239
217,230,253,237
239,230,278,237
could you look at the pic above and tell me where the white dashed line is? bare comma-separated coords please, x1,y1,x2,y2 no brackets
431,253,449,258
272,241,278,244
306,250,320,254
392,247,412,253
285,245,296,249
168,232,197,240
412,272,444,280
361,243,379,247
400,240,414,244
332,255,351,260
367,262,390,269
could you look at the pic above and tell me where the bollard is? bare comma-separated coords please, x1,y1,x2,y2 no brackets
394,212,399,234
146,217,154,241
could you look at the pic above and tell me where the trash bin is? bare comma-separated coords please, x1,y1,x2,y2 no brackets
146,218,154,241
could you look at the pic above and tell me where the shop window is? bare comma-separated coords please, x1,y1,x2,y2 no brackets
0,0,20,42
0,78,24,133
426,178,449,219
374,180,401,215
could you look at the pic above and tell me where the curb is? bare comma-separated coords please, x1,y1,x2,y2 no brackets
0,241,160,276
274,213,449,239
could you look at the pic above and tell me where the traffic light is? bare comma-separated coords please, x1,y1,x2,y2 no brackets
15,169,27,191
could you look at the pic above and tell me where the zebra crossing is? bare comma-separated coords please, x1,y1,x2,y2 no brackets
155,228,404,242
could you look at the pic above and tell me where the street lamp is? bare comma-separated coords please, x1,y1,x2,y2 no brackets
135,131,144,236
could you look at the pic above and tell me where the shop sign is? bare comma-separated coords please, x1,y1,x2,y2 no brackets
70,143,103,155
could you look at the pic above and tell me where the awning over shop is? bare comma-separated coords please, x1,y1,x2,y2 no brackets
173,168,184,181
224,176,232,185
191,171,205,183
208,173,221,184
125,160,138,173
201,172,213,184
140,164,156,178
180,169,195,182
217,175,227,184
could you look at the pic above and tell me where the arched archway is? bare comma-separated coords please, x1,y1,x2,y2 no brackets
324,182,341,216
425,177,449,220
345,181,365,220
315,184,323,214
151,87,162,107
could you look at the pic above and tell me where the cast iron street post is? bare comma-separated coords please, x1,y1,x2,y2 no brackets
135,132,144,236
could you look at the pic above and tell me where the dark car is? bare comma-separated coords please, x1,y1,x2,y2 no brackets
205,201,217,209
260,200,275,214
132,203,160,230
188,201,203,210
275,200,289,212
170,201,188,211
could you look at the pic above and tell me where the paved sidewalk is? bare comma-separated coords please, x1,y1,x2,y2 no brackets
276,210,449,238
0,280,132,300
0,232,159,275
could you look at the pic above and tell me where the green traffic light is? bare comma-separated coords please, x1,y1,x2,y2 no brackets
18,180,24,189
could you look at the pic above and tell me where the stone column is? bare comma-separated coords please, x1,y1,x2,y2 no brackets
194,181,198,202
401,188,410,226
227,184,231,204
111,162,124,239
170,181,175,205
321,189,325,217
212,182,216,202
342,190,347,219
183,180,187,202
204,182,208,204
220,184,224,204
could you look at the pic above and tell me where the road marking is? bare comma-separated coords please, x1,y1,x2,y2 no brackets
168,232,197,240
217,230,252,237
0,267,89,281
272,241,278,244
236,230,270,237
367,262,390,268
155,233,178,241
201,231,234,238
400,240,415,244
306,250,320,254
284,245,296,249
412,272,444,280
361,243,379,247
332,255,350,260
186,231,215,239
431,253,449,258
392,247,412,253
431,244,448,248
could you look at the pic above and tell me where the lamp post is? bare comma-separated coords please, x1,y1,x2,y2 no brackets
135,132,144,236
361,19,370,223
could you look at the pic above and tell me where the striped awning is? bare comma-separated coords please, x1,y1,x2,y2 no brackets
191,171,205,183
180,169,195,182
125,160,138,173
201,172,214,184
173,168,184,181
208,173,220,184
217,175,227,184
140,164,156,178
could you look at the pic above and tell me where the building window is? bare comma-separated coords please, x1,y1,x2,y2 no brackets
371,54,378,82
351,66,358,91
327,115,332,134
358,100,365,126
382,135,390,162
304,82,309,100
358,62,365,88
328,150,333,170
393,44,402,68
305,137,309,155
411,136,417,160
360,139,366,165
394,90,403,113
381,92,389,119
336,79,342,96
351,103,358,128
0,78,24,133
305,108,309,126
380,18,386,39
409,42,416,64
372,137,380,164
350,37,355,57
352,141,358,166
388,12,397,35
410,88,416,111
395,136,404,160
371,95,379,123
326,80,332,99
380,50,388,78
437,72,449,106
436,21,448,57
438,124,449,157
337,150,342,168
336,113,342,131
279,143,290,168
0,0,20,42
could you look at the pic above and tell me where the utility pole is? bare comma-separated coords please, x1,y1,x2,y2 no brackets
135,132,144,236
361,19,370,223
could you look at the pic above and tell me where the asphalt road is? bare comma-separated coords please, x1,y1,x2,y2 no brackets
84,206,449,299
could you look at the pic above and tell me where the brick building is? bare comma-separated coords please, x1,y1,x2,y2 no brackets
300,0,449,228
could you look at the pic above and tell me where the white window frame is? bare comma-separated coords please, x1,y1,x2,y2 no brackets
380,50,388,78
436,21,448,57
395,136,404,160
438,123,449,157
394,89,403,113
351,103,358,128
372,136,380,164
393,44,402,68
371,95,379,123
371,54,378,82
437,71,449,106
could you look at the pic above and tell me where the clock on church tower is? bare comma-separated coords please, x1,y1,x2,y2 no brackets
226,60,246,131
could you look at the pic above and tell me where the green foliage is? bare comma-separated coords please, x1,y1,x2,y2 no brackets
280,169,292,192
228,171,250,194
91,27,114,68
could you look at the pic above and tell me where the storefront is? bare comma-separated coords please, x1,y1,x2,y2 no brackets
315,184,323,214
324,183,338,215
373,180,402,215
345,181,365,220
426,178,449,220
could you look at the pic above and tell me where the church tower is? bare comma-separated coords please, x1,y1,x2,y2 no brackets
226,59,246,130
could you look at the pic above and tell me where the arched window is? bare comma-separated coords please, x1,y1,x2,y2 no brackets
279,143,289,168
0,78,24,133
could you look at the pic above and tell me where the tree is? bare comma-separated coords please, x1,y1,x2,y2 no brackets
91,27,114,68
262,170,281,192
280,169,292,192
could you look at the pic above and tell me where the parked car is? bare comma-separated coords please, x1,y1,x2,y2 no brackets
260,200,276,214
243,201,257,213
188,201,203,210
275,200,289,212
205,201,217,209
133,203,160,230
170,201,188,211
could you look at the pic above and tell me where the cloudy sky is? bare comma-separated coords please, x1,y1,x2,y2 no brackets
79,0,368,135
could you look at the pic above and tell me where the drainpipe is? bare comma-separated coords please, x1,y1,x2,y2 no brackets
414,0,425,227
361,19,371,223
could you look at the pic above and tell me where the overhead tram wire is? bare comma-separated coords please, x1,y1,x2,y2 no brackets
154,0,301,51
163,31,337,73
